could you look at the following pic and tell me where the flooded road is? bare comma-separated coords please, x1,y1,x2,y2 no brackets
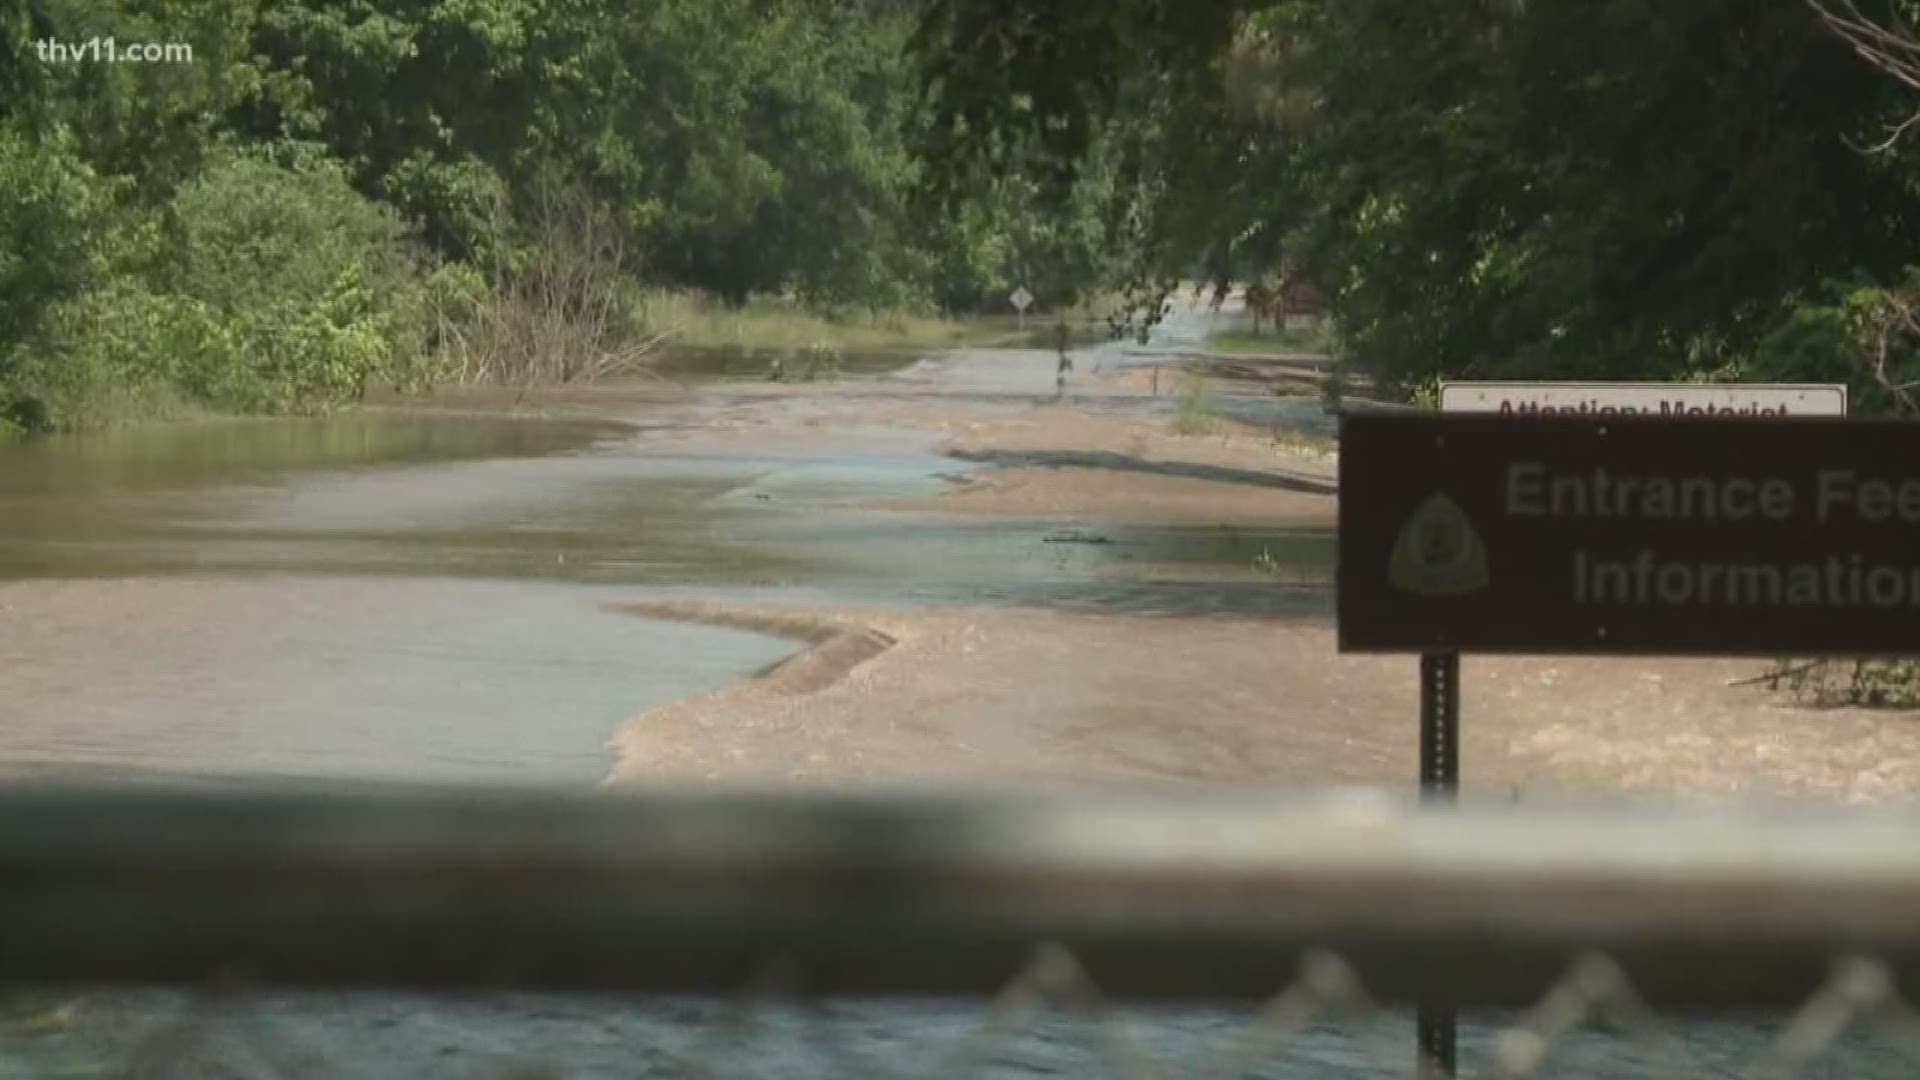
2,311,1878,1077
0,342,1335,786
0,408,1321,592
0,313,1350,1079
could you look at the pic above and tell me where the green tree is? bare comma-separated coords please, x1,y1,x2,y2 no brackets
18,144,439,426
19,0,259,195
239,0,953,308
0,120,125,428
913,0,1920,392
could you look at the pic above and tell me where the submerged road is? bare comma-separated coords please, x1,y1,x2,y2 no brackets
0,298,1890,1077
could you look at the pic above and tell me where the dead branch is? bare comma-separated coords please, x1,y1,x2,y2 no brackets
1810,0,1920,150
1810,0,1920,87
1869,288,1920,414
1727,662,1823,688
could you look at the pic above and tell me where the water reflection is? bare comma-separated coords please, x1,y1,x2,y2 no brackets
649,343,924,381
0,413,621,494
0,411,1337,595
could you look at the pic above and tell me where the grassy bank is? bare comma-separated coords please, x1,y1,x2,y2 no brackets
0,129,1131,434
1205,325,1334,356
643,291,1122,353
0,287,1127,442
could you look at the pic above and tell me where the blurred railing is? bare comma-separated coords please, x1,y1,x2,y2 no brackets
3,783,1920,1076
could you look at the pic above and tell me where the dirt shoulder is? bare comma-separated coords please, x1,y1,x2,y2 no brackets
608,600,1920,800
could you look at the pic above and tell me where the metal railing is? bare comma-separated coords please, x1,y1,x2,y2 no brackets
3,783,1920,1077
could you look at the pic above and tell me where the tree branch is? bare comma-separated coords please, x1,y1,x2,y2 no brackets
1810,0,1920,150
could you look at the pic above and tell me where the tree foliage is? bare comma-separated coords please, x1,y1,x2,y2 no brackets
913,0,1920,396
0,0,1121,431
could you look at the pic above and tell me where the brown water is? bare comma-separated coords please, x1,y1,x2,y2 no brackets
0,406,1330,788
0,413,816,785
0,408,1332,594
649,342,926,381
0,315,1897,1079
0,576,799,784
0,327,1342,1077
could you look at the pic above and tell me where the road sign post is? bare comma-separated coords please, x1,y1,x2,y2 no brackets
1010,286,1033,330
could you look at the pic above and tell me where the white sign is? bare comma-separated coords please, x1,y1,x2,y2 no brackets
1438,381,1847,418
1009,286,1033,313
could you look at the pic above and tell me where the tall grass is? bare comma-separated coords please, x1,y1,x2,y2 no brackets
638,292,1124,352
1206,325,1335,355
636,292,957,351
429,182,1139,386
1172,373,1218,435
767,343,843,383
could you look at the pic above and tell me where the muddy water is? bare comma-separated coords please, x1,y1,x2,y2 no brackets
0,414,815,784
0,396,1324,1078
0,577,800,784
650,342,925,381
0,335,1898,1074
0,403,1331,786
0,409,1329,595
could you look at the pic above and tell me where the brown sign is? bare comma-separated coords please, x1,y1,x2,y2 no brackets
1339,413,1920,656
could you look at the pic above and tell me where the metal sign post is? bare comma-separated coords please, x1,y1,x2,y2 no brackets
1417,650,1460,1078
1010,286,1033,330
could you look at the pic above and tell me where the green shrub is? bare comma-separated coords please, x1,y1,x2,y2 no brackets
381,151,515,265
22,144,442,424
1749,274,1920,705
19,281,230,426
0,121,127,430
158,145,432,410
1172,373,1218,434
1761,657,1920,709
160,144,430,334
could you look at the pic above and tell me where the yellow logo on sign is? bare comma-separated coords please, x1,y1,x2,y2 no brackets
1388,493,1489,598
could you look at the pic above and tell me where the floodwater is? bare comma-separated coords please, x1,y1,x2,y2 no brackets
0,414,809,784
0,576,801,784
1,321,1873,1076
0,344,1334,788
0,332,1341,1078
0,403,1330,596
649,342,927,381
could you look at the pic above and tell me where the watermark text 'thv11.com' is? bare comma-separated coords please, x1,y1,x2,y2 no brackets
36,37,194,64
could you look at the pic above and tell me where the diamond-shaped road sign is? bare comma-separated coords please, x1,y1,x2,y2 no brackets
1009,286,1033,312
